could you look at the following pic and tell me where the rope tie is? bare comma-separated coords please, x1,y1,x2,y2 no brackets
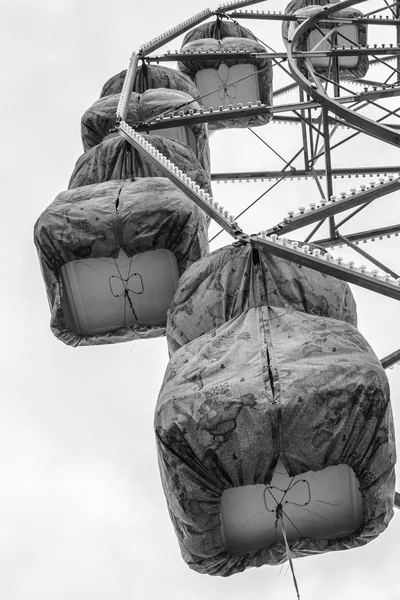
216,14,223,40
137,59,149,94
109,258,144,324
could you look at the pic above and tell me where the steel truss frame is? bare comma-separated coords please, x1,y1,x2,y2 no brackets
117,0,400,508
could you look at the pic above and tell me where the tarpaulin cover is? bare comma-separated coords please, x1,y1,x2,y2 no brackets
180,19,258,44
282,0,368,80
81,89,210,176
34,178,209,346
100,64,201,101
178,37,273,129
155,242,396,576
284,0,338,12
69,134,212,195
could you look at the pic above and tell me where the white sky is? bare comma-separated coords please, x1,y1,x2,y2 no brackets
2,0,400,598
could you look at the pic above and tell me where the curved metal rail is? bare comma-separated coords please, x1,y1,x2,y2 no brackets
286,0,400,147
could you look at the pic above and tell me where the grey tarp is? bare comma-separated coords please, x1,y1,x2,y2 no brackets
282,0,369,80
155,242,396,576
34,178,209,346
100,64,201,102
180,19,258,44
69,134,212,195
81,89,211,177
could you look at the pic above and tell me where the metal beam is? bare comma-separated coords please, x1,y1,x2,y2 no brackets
273,83,298,97
337,234,400,279
252,235,400,300
271,59,400,97
314,224,400,246
217,0,266,11
267,178,400,237
136,104,272,130
148,48,400,63
397,0,400,75
139,9,212,56
133,86,400,132
272,115,400,128
211,167,400,181
322,109,336,238
117,52,139,122
227,10,400,26
299,88,310,170
381,349,400,368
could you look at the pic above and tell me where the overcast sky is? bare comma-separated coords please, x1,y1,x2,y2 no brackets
2,0,399,598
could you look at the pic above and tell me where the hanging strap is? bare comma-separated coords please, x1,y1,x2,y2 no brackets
276,504,301,600
215,14,223,40
136,59,149,93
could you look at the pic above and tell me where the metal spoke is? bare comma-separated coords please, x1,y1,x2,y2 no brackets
365,2,398,17
310,167,327,199
209,147,304,243
337,234,400,279
335,202,373,230
209,175,290,243
304,218,328,244
383,0,397,18
248,128,289,164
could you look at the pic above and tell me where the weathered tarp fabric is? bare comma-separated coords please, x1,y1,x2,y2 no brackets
100,64,201,101
155,242,396,576
69,134,212,195
179,37,273,130
181,19,258,44
34,178,209,346
283,0,368,80
284,0,338,12
81,89,210,176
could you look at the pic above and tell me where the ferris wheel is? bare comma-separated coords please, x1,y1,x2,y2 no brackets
34,0,399,591
114,0,400,334
119,0,400,556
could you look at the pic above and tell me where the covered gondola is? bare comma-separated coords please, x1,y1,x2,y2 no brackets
155,242,395,575
282,0,369,80
178,16,273,130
